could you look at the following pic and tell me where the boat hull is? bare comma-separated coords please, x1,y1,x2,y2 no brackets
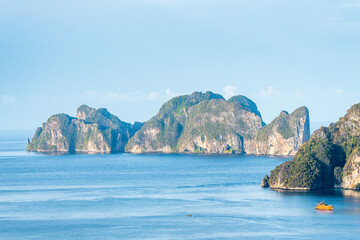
315,205,333,211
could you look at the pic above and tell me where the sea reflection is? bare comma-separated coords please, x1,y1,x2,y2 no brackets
341,189,360,199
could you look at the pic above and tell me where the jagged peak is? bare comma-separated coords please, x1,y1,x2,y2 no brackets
279,110,289,116
257,105,310,141
228,95,262,119
169,91,225,103
76,104,95,120
75,105,130,129
228,95,254,103
290,106,309,118
95,108,111,117
156,91,225,118
43,114,75,130
276,106,309,120
188,91,224,101
48,113,73,122
344,103,360,121
348,103,360,112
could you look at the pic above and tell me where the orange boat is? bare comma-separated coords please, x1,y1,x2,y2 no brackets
315,201,333,211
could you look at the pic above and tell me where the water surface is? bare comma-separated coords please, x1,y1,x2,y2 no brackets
0,131,359,239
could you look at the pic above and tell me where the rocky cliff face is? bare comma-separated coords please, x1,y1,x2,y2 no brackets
246,107,310,156
27,105,143,153
342,148,360,189
125,91,226,153
266,103,360,190
28,92,311,156
27,114,77,152
125,91,309,155
176,98,264,153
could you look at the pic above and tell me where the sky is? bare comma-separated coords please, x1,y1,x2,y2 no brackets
0,0,360,131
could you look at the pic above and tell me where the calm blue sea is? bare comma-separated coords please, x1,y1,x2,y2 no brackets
0,131,360,239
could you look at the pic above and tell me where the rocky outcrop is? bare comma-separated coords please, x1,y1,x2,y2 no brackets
341,148,360,189
27,105,143,153
267,103,360,190
125,91,227,153
245,107,310,156
176,98,264,153
125,91,309,155
261,175,269,187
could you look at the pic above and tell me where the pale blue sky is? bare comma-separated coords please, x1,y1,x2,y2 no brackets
0,0,360,131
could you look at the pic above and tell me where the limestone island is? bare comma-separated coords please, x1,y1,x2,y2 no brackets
26,105,144,153
27,91,310,156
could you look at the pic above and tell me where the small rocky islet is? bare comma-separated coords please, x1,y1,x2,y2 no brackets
27,91,310,155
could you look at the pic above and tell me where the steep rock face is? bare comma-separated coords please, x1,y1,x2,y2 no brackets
125,91,308,155
261,175,270,187
27,114,76,152
176,98,264,153
125,91,225,153
342,148,360,189
27,105,143,153
267,103,360,190
246,107,310,156
76,104,95,121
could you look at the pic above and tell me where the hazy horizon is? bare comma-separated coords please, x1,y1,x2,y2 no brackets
1,0,359,130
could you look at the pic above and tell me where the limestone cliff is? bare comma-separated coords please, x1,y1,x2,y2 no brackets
176,98,264,153
27,105,143,153
342,148,360,189
125,91,226,153
125,91,309,155
246,107,310,156
266,103,360,190
28,91,311,156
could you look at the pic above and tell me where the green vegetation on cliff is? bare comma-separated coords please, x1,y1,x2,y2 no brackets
125,91,230,152
28,91,310,156
27,114,76,152
126,91,309,155
27,105,143,153
269,138,346,189
176,99,252,153
126,91,269,153
157,91,224,119
268,103,360,190
228,95,263,120
257,107,309,142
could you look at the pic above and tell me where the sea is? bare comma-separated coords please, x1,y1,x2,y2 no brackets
0,131,360,240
